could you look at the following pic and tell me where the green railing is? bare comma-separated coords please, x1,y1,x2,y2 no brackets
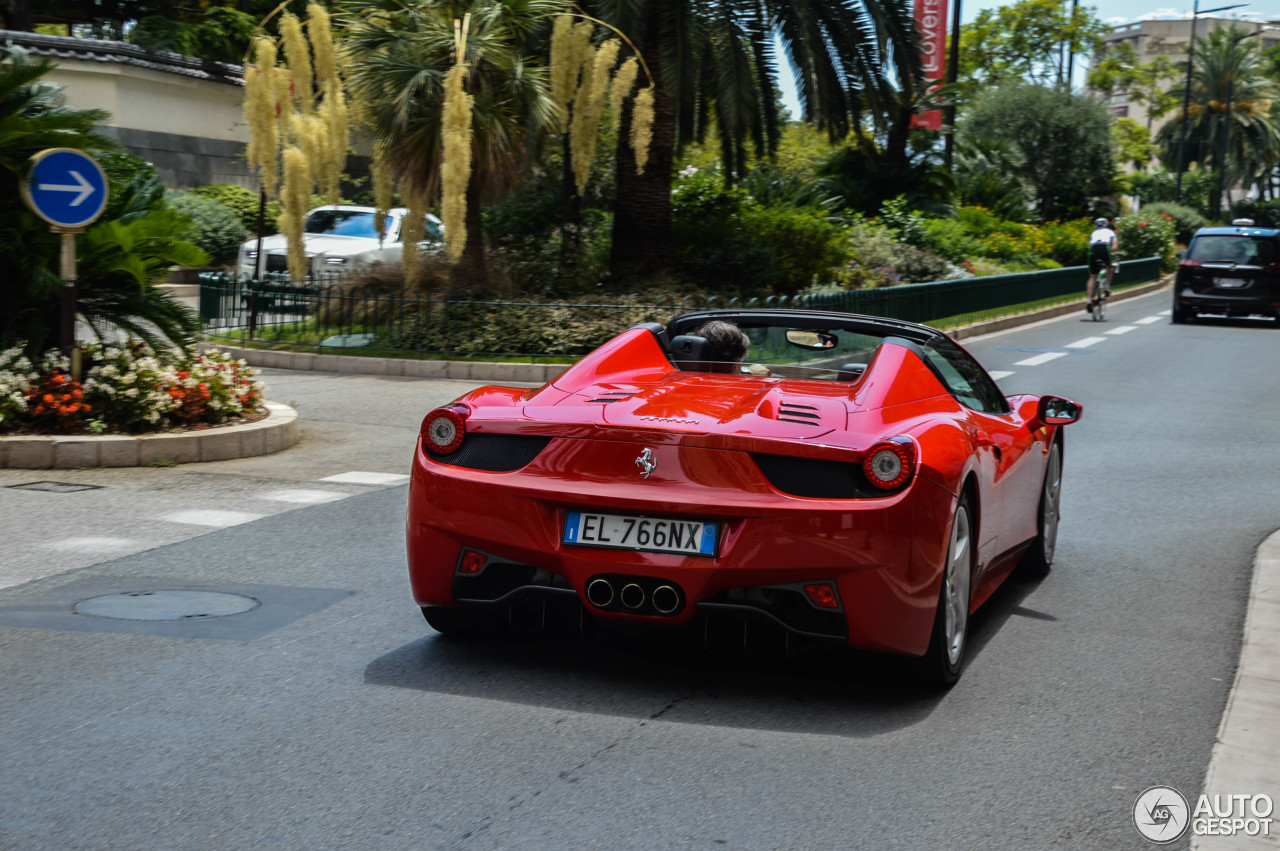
200,257,1163,360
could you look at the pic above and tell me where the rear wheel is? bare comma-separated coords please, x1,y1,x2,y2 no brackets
1172,302,1192,324
1018,440,1062,580
917,497,974,687
422,605,496,638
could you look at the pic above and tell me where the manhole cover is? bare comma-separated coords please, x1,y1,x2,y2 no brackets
73,590,261,621
8,481,103,493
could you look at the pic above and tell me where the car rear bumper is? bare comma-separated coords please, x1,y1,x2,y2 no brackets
1177,287,1280,318
406,438,957,657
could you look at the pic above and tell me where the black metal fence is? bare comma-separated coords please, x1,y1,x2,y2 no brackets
200,257,1163,360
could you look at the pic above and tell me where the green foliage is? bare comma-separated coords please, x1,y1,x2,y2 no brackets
1139,203,1206,243
1087,42,1179,126
127,8,257,64
959,82,1116,221
1232,199,1280,230
1128,168,1218,220
1112,118,1156,171
670,171,847,295
838,221,954,287
190,184,280,235
167,191,247,266
959,0,1108,87
1039,219,1094,266
878,196,926,247
1115,211,1178,270
919,218,981,264
805,135,954,219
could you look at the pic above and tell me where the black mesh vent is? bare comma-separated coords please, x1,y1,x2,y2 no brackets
751,453,877,499
777,401,821,426
427,433,552,471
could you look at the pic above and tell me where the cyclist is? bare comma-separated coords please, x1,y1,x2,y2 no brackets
1086,217,1118,314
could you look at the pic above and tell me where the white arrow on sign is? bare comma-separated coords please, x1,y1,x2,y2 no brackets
38,170,95,207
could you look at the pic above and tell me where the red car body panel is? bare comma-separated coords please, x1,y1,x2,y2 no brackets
407,312,1076,658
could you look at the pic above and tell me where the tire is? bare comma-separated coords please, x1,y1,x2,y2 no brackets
422,605,496,638
1018,440,1063,580
917,497,974,687
1172,302,1192,324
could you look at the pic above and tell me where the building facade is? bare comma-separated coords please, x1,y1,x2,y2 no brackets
1095,17,1280,133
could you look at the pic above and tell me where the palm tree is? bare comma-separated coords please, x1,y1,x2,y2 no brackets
597,0,920,282
339,0,561,292
0,47,202,356
1158,27,1280,201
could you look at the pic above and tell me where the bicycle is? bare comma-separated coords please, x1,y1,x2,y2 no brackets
1087,263,1115,322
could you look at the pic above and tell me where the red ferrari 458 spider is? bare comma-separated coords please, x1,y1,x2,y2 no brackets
407,309,1081,685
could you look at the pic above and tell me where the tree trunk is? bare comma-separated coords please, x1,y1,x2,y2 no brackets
607,0,677,287
448,176,488,295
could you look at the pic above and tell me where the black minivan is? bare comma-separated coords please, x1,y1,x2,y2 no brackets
1173,220,1280,324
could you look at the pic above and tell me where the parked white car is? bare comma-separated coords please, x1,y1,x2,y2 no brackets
236,205,444,279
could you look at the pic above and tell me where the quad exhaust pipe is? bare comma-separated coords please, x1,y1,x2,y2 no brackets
586,578,614,608
584,577,683,616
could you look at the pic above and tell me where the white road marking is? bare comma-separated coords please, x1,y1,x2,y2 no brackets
1135,316,1163,325
319,471,410,486
258,489,351,505
988,371,1015,380
1158,310,1171,316
1106,325,1138,335
1067,337,1108,348
162,509,265,527
1014,352,1068,366
41,537,141,554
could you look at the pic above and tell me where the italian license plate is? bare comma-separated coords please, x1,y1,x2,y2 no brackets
563,511,718,556
1214,277,1247,288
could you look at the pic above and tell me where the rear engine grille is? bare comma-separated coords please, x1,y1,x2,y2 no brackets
752,453,879,499
427,433,552,471
777,401,821,426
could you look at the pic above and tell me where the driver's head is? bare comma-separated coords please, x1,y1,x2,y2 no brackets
694,320,750,372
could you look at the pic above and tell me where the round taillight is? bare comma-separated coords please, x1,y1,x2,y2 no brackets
862,438,915,490
423,406,466,454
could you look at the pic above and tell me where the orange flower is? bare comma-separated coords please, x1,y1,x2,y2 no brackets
82,403,91,412
43,394,54,404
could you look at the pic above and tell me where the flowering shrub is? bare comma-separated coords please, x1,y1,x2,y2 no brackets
0,342,266,435
1115,211,1178,271
25,369,92,433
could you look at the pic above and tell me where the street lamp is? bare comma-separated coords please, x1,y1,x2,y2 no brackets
1174,1,1247,204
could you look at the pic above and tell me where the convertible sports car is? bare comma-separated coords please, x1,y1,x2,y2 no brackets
407,310,1081,685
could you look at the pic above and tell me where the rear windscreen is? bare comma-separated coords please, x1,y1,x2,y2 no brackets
1187,235,1276,266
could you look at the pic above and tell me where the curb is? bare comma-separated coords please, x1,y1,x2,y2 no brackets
0,401,298,469
1191,528,1280,850
207,276,1174,381
947,275,1173,341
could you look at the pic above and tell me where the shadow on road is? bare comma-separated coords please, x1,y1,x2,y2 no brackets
364,569,1051,737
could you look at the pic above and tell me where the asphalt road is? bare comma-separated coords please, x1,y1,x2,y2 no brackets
2,289,1277,850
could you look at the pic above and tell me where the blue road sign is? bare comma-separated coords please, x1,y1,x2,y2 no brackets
22,148,109,230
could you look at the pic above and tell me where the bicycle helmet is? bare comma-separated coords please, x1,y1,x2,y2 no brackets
1094,217,1110,228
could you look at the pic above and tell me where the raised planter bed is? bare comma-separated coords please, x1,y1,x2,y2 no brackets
0,402,298,469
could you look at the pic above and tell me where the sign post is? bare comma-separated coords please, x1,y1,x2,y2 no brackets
20,148,110,379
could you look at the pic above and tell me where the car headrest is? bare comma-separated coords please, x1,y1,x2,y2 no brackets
837,363,867,381
669,335,710,366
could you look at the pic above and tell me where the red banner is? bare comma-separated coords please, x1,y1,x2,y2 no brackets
910,0,948,131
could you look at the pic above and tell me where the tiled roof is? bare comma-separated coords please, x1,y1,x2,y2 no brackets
1,29,243,86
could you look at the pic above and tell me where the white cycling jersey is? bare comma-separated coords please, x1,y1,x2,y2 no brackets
1090,227,1117,246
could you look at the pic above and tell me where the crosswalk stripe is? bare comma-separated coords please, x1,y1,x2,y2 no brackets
1106,325,1138,335
1067,337,1107,348
162,509,265,527
1135,316,1163,325
319,471,410,486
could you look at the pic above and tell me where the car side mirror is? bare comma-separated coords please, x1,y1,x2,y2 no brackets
1037,395,1082,425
